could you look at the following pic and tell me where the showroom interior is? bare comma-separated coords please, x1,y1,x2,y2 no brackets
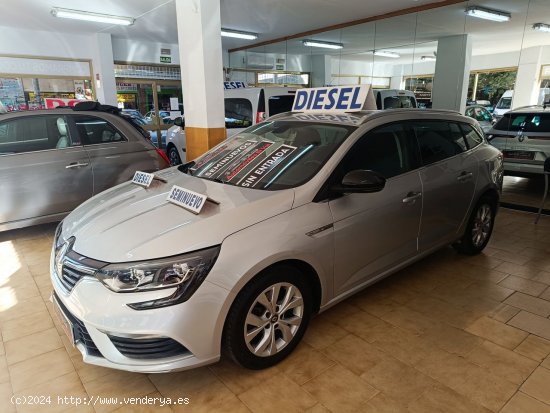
1,0,550,412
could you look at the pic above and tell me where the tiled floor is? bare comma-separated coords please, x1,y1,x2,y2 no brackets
501,175,546,209
1,209,550,412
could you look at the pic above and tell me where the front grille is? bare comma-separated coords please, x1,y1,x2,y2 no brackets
54,239,105,294
58,258,90,292
109,335,189,360
54,293,103,358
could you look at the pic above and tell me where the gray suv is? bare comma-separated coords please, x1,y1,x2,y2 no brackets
0,103,170,231
487,106,550,175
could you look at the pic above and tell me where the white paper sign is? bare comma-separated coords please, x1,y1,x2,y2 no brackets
170,97,179,110
166,185,207,214
132,171,154,188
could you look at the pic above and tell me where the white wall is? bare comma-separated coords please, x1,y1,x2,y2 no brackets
111,38,180,64
0,27,94,59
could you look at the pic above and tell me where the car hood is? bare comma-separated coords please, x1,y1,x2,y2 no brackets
61,167,295,262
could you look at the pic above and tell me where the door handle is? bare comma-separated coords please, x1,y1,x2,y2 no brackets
402,191,422,204
457,171,473,182
66,162,89,169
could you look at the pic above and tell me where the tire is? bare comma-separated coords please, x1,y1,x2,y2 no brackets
223,265,312,370
453,196,496,255
167,145,182,165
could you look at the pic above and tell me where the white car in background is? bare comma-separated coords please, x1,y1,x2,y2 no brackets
493,90,513,120
165,87,296,165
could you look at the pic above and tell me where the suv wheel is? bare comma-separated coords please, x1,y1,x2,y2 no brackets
453,196,496,255
167,145,181,165
223,265,312,369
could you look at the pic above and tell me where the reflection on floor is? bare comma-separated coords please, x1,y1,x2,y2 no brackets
1,209,550,412
501,175,547,210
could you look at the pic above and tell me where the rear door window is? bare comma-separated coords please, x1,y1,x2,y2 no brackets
460,123,484,149
224,98,253,129
0,115,68,154
268,95,295,116
410,121,468,165
71,115,126,145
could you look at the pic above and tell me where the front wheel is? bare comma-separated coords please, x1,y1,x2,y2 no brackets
453,196,496,255
167,146,182,165
223,266,312,369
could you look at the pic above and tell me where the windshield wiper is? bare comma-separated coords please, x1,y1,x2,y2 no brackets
200,176,225,184
177,160,195,175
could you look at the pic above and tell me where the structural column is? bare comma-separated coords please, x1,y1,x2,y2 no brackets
513,46,543,108
311,55,331,87
176,0,226,161
91,33,117,106
432,34,472,113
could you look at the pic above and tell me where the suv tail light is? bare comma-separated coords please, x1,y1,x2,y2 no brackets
256,112,266,124
156,148,170,165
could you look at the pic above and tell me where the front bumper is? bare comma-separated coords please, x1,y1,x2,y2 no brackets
50,249,231,373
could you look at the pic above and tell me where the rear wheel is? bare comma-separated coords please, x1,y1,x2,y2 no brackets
167,145,181,165
223,265,312,369
453,196,496,255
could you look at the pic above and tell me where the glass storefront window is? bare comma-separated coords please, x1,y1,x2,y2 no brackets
404,76,434,108
468,69,517,109
0,77,93,112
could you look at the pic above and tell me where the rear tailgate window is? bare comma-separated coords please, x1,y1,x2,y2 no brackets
268,95,295,116
493,113,550,133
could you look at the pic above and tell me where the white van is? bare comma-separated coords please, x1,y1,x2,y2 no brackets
166,87,296,164
493,90,513,119
374,89,417,110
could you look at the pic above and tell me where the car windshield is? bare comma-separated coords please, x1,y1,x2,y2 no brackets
188,120,356,190
497,97,512,109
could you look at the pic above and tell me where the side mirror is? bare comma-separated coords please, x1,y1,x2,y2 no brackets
331,170,386,194
174,117,185,128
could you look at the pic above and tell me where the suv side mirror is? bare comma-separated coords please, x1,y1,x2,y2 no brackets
331,170,386,194
174,117,185,128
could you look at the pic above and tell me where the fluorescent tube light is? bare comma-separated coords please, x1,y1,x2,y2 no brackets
421,55,436,61
533,23,550,33
51,7,135,25
221,29,258,40
302,40,343,49
465,6,511,22
373,50,400,58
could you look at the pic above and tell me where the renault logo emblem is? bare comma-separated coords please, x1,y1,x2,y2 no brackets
55,242,69,277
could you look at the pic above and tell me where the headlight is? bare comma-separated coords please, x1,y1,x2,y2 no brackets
94,246,220,310
54,220,64,249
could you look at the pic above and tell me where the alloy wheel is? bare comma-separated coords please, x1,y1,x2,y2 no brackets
472,204,492,247
244,282,304,357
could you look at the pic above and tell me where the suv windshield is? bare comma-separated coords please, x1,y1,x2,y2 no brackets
496,97,512,110
493,112,550,132
189,121,356,190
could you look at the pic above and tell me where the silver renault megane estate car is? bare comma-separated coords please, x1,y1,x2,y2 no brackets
50,86,503,373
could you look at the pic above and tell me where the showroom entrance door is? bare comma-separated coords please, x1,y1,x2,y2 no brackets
116,79,183,150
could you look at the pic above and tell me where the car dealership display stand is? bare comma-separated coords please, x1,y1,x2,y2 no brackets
175,0,227,161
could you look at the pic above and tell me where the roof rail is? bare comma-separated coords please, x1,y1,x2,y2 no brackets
73,101,120,114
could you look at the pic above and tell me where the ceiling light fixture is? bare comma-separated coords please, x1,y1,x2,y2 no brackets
373,50,400,58
533,23,550,33
51,7,135,26
302,40,343,49
465,6,511,22
221,29,258,40
421,55,436,61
